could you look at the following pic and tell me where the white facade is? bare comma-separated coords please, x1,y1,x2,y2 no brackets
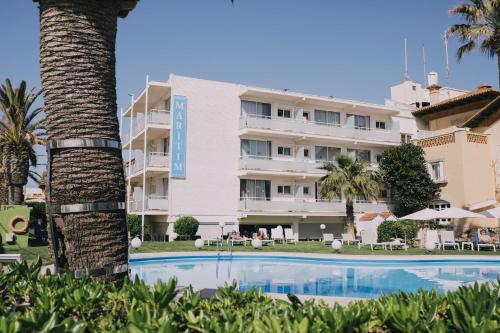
122,75,412,240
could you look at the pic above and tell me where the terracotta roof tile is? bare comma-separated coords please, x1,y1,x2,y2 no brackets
359,211,394,221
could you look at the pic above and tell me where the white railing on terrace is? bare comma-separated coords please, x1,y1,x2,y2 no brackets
239,156,326,174
239,114,400,143
415,126,463,140
239,197,345,213
129,195,168,212
239,197,393,213
124,109,171,142
147,152,169,168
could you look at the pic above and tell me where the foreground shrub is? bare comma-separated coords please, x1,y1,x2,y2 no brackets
174,216,199,240
0,259,499,332
377,219,420,243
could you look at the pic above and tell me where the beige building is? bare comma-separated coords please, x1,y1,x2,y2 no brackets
412,84,500,214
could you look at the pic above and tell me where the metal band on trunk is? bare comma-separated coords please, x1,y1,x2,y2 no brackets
47,138,121,150
48,201,126,214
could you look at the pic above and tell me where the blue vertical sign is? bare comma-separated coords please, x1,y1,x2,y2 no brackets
171,95,187,179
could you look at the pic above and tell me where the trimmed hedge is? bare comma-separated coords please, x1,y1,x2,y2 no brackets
174,216,199,240
377,219,420,243
0,259,499,332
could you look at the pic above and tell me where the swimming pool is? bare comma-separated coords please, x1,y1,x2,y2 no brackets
129,255,500,298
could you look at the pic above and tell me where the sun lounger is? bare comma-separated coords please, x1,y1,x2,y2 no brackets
388,239,408,251
474,229,497,252
341,233,360,245
425,230,441,250
358,230,388,250
204,237,223,246
284,228,298,244
322,233,334,245
271,228,285,244
439,230,460,250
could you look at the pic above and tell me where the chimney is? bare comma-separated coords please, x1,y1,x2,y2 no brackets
427,72,441,105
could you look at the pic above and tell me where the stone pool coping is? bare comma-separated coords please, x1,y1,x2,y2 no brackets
130,251,500,261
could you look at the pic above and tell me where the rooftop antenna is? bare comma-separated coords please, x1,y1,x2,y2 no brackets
444,34,451,99
404,38,410,81
422,44,427,86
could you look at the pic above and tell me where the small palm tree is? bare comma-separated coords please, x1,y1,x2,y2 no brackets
447,0,500,86
0,79,45,204
319,155,382,236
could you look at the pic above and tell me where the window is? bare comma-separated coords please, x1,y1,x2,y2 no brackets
314,110,340,125
401,134,412,144
163,98,171,111
429,161,445,182
315,146,341,162
412,85,416,91
303,186,309,195
379,189,388,199
241,100,271,118
347,148,371,163
240,179,271,200
277,185,292,195
278,146,292,156
241,140,271,158
347,114,371,130
375,121,386,130
302,111,310,120
376,154,382,163
277,108,291,118
162,178,169,196
303,149,310,158
163,137,170,154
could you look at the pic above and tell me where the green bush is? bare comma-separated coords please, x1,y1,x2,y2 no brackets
127,214,141,237
25,202,46,225
174,216,199,240
0,259,499,332
377,219,420,243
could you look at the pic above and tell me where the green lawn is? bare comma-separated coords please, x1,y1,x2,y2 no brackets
2,240,498,265
132,240,500,256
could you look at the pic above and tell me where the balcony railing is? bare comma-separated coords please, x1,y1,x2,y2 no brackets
239,197,345,213
124,109,171,142
239,197,393,214
129,195,168,212
239,115,400,143
125,152,169,176
239,156,325,175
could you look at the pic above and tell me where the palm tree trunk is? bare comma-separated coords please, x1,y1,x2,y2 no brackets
345,200,355,236
38,0,128,282
3,144,29,205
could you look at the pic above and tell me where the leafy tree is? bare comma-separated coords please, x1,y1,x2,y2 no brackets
174,216,200,240
127,214,141,238
380,144,440,217
0,79,45,204
319,155,381,236
446,0,500,86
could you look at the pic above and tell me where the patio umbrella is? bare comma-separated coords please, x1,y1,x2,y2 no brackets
435,207,484,219
400,208,443,220
480,207,500,218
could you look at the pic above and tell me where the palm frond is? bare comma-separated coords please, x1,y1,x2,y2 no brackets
456,40,477,60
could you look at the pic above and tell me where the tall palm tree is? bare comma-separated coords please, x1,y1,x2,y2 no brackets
0,79,45,204
319,155,382,236
35,0,137,282
447,0,500,86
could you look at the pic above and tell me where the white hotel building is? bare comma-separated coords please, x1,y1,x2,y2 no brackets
122,74,414,240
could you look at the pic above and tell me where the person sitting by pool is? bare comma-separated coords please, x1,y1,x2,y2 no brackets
479,229,493,244
231,230,244,240
256,229,265,240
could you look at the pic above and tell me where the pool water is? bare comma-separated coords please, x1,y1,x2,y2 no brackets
129,255,500,298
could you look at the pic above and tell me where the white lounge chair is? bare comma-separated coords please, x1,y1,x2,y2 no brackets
358,230,388,250
284,228,298,244
271,228,285,244
439,230,460,250
388,239,408,251
341,233,360,245
475,229,497,252
257,228,275,246
322,233,334,245
425,230,441,250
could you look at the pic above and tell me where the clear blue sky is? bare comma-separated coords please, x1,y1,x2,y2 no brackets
0,0,497,184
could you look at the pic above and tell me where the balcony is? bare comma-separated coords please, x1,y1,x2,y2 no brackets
129,195,169,212
239,197,393,215
239,156,326,177
126,152,169,177
124,109,170,143
239,115,400,145
238,198,345,214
